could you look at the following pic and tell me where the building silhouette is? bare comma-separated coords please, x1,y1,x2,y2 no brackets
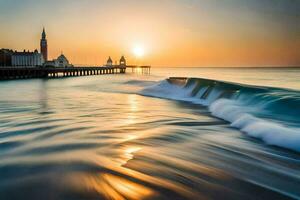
106,56,113,66
11,49,44,67
40,28,48,62
0,49,14,66
120,55,126,66
44,53,72,68
7,28,47,67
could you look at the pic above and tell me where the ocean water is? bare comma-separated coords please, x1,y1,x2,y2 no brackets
0,67,299,200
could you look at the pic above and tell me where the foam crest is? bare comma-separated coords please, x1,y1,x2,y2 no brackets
239,117,300,152
141,77,300,152
211,100,300,152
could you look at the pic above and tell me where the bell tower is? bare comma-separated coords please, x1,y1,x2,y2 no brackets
40,27,48,61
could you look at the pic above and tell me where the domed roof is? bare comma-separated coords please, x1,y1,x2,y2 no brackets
107,56,113,63
120,55,126,62
57,54,69,63
58,54,67,60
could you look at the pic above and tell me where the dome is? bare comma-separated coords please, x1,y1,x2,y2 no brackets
119,55,126,66
107,56,113,63
58,54,67,60
57,54,69,66
120,56,126,62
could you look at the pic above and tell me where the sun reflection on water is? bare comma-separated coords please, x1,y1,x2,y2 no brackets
125,94,139,125
83,173,155,200
121,146,142,166
79,93,156,199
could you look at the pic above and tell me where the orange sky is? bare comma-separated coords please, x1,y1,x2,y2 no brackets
0,0,299,67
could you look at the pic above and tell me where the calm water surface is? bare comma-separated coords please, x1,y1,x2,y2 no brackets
0,67,299,199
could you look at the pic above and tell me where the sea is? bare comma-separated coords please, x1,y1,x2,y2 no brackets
0,67,299,200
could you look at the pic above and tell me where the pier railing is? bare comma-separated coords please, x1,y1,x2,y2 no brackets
0,64,151,80
0,66,126,80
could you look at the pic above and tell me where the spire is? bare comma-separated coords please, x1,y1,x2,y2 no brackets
42,27,46,39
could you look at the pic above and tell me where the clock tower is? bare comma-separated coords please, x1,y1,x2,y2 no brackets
40,28,48,62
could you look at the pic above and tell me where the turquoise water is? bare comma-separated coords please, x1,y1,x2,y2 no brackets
0,67,299,199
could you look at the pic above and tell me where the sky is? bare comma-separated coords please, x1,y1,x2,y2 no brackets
0,0,299,67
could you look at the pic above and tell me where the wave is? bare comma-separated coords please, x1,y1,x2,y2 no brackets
124,80,157,86
140,77,300,152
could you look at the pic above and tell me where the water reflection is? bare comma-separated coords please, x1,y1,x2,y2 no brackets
83,173,154,200
126,94,139,125
122,146,142,165
0,76,299,200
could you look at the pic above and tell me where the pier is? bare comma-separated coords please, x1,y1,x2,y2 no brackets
126,65,151,74
0,66,126,80
0,28,151,81
0,65,151,80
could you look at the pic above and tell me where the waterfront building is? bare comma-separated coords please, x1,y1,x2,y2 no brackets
11,50,44,67
0,49,14,66
1,28,75,68
107,56,113,66
56,54,72,67
43,53,73,68
43,60,56,67
120,56,126,66
40,28,48,61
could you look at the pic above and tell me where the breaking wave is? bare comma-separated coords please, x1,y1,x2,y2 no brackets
141,77,300,152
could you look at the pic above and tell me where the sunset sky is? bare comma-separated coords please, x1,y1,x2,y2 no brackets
0,0,299,67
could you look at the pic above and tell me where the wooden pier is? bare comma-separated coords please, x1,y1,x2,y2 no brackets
0,66,126,80
126,65,151,74
0,64,151,80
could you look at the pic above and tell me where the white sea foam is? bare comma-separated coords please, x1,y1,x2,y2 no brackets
140,79,300,152
210,100,300,152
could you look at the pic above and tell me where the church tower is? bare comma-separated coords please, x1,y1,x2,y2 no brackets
40,28,48,61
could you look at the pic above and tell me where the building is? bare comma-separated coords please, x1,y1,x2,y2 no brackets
0,49,14,66
11,49,44,67
106,56,113,66
2,28,73,68
40,28,48,61
56,54,72,67
43,60,56,67
119,56,126,66
43,53,73,68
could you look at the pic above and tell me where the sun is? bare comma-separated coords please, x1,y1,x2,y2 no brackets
133,45,145,58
